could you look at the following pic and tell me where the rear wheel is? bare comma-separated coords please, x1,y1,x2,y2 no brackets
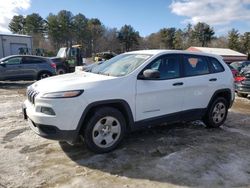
237,92,248,98
38,72,51,80
56,67,67,75
83,107,126,153
203,97,228,128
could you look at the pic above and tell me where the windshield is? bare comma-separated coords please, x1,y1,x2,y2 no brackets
56,48,67,58
90,53,152,77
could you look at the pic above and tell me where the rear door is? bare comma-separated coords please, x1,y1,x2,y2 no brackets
136,54,184,121
21,57,43,79
180,54,217,111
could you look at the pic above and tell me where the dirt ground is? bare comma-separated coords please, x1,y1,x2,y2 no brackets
0,81,250,188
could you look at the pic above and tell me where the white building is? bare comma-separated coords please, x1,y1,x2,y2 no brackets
0,34,33,59
187,47,248,64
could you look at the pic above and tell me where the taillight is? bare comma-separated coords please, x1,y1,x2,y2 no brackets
50,62,56,69
235,76,246,82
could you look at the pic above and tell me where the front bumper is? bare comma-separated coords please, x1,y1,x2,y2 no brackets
22,100,82,144
235,83,250,94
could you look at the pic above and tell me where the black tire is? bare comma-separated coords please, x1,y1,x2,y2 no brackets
83,107,126,153
38,72,52,80
203,97,228,128
237,92,248,98
56,67,67,75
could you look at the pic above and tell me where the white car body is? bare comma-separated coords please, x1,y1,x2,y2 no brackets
23,50,235,146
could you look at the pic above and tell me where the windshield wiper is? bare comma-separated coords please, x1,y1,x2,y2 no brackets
98,71,110,76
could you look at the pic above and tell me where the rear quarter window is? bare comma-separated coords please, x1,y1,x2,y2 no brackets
209,57,225,73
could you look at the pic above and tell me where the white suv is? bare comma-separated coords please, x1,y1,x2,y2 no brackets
23,50,235,153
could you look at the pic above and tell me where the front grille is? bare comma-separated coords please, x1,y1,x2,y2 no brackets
27,88,39,104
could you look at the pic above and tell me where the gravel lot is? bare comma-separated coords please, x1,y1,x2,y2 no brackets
0,81,250,188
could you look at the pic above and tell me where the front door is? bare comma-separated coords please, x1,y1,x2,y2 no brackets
136,54,184,121
1,56,23,80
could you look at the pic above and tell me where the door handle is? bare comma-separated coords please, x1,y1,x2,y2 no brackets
209,78,217,82
173,82,183,86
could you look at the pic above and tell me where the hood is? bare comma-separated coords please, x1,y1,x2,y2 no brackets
31,71,116,93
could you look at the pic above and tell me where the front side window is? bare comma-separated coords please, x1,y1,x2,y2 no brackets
183,55,209,76
144,55,180,79
91,53,152,77
3,57,22,65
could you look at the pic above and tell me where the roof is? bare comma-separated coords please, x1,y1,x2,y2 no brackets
0,33,32,38
0,55,49,61
126,49,168,55
126,49,222,59
187,47,247,57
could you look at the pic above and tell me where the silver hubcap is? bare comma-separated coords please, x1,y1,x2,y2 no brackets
212,102,226,124
92,116,121,148
40,73,50,79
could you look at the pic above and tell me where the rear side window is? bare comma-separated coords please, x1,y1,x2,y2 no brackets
183,55,209,76
209,57,224,73
22,57,46,64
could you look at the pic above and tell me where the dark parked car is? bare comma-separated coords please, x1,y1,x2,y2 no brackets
0,55,56,81
235,70,250,98
230,61,250,72
240,65,250,75
94,52,116,62
228,64,239,78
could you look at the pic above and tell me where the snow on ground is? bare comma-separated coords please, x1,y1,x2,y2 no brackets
0,81,250,188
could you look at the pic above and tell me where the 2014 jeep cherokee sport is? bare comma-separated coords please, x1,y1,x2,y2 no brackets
23,50,235,153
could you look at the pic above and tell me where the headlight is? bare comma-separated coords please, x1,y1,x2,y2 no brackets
42,90,84,99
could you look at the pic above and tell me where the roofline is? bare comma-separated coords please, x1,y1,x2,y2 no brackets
0,33,32,38
187,46,247,57
1,55,49,60
221,55,248,57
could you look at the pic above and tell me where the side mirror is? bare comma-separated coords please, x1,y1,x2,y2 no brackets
138,69,160,80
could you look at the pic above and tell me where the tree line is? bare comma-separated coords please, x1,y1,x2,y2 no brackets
8,10,250,57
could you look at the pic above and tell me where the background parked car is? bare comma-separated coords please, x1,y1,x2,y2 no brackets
230,61,250,72
228,64,239,78
0,55,56,81
94,51,116,62
240,64,250,75
235,70,250,98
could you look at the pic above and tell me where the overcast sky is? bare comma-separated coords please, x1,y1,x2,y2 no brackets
1,0,250,36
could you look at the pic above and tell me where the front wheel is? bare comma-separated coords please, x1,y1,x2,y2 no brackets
83,107,126,153
203,97,228,128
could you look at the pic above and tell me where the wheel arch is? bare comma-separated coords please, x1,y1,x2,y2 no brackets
207,89,232,110
76,99,135,135
37,70,53,80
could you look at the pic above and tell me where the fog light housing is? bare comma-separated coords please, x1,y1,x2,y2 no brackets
41,107,56,115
